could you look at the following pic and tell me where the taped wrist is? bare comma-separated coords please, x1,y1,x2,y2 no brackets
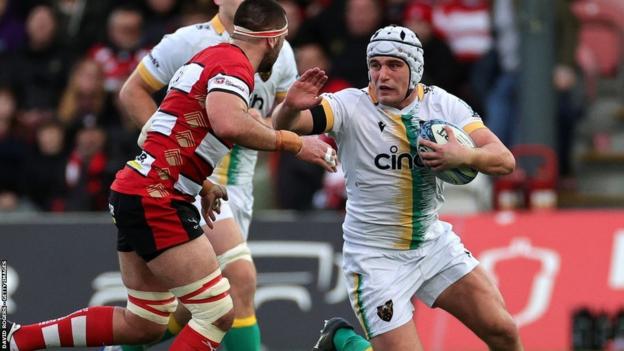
275,130,302,154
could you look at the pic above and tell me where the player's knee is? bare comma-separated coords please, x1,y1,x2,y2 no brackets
213,306,236,332
482,317,520,349
227,261,257,300
219,243,256,301
171,269,234,342
123,291,177,343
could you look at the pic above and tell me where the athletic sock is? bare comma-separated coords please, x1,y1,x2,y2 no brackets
222,316,261,351
333,328,372,351
169,325,220,350
12,306,114,351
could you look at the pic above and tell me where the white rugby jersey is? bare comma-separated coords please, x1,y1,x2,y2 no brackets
321,84,485,250
138,16,298,185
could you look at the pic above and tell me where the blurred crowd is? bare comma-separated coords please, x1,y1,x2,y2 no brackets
0,0,585,212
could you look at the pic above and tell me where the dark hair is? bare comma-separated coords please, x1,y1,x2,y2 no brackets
233,0,287,32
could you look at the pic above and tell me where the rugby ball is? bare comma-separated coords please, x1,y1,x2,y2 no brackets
417,119,478,185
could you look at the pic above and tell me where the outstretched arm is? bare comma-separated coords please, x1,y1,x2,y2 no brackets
206,92,336,172
272,68,328,135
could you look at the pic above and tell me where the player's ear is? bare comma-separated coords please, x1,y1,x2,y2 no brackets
266,37,279,49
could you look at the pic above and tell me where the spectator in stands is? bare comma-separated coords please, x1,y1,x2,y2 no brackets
0,86,27,211
403,2,461,93
55,0,114,56
0,0,25,55
64,125,109,211
279,0,304,43
57,58,107,132
23,120,67,211
141,0,181,46
178,2,216,27
485,0,580,176
89,5,149,93
7,4,68,124
298,0,384,87
431,0,492,113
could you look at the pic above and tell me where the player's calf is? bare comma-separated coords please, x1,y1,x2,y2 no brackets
480,315,522,351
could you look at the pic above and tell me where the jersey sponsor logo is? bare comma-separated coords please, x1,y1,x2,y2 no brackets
250,94,264,110
148,53,160,68
376,299,393,322
374,145,424,170
127,151,156,176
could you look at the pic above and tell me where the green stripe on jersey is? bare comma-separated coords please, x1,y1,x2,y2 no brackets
226,145,242,185
400,114,425,249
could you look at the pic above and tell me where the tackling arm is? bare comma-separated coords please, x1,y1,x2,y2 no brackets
207,92,337,172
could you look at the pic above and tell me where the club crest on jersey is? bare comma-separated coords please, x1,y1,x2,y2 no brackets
377,300,393,322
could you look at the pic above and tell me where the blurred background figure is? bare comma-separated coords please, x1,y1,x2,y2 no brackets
22,120,67,211
0,86,27,211
64,125,109,211
485,0,581,178
0,0,25,55
402,1,461,93
88,4,148,93
58,58,107,134
141,0,181,46
5,4,67,132
55,0,114,56
273,42,348,211
278,0,304,43
431,0,492,114
297,0,384,87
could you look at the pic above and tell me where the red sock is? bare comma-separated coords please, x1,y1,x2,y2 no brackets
170,326,220,350
13,306,114,350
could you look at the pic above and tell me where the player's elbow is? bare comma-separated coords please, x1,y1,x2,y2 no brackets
211,118,240,140
119,79,136,109
494,150,516,176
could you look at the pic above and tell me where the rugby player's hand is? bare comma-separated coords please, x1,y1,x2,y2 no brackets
296,135,338,172
137,116,154,148
200,182,228,229
418,126,472,171
284,67,328,111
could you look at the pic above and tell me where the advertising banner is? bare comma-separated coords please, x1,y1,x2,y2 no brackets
415,211,624,351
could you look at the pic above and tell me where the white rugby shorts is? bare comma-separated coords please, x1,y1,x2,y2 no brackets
342,227,478,338
193,183,254,240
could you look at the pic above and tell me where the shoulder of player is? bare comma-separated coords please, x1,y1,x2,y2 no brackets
168,21,227,47
421,84,457,105
324,87,368,104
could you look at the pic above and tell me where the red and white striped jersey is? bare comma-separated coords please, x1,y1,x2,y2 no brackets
111,43,254,201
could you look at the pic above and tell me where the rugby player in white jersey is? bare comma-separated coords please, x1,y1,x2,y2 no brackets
113,0,336,350
273,25,523,351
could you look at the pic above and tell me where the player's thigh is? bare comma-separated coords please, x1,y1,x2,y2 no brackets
204,217,244,256
119,250,169,292
370,319,423,351
433,265,512,335
147,234,221,288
